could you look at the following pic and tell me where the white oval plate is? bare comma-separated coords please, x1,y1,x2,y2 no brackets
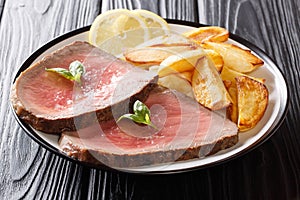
12,20,289,174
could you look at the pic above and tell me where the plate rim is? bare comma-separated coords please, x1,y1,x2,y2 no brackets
10,19,290,174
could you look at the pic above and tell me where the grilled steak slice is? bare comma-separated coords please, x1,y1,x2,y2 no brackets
11,41,158,134
59,86,238,168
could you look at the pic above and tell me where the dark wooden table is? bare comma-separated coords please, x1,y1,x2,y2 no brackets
1,0,299,199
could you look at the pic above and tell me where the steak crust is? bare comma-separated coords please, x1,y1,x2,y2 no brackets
59,133,238,168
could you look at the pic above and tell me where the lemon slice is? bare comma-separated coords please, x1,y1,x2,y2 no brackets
89,9,149,55
132,9,170,38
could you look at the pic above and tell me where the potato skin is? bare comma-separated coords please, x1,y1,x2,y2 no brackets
201,42,264,73
236,76,268,131
192,57,232,110
183,26,229,44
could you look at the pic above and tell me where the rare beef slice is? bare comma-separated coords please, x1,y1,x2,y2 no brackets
11,41,158,133
59,86,238,168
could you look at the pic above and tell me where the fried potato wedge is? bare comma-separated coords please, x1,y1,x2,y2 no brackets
148,65,160,73
204,49,224,72
183,26,229,44
236,76,268,131
124,43,199,67
177,71,193,83
192,57,232,110
223,80,238,123
158,49,205,77
223,69,267,127
221,66,265,84
149,65,193,83
149,43,198,50
158,74,194,98
202,42,264,73
124,47,173,66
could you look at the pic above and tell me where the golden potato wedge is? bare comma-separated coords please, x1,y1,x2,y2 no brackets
149,65,193,83
147,43,200,56
204,49,224,72
192,57,232,110
223,80,238,123
177,71,193,83
149,65,194,97
222,80,232,89
202,42,264,73
158,49,205,77
222,67,265,125
149,43,198,50
221,66,265,84
148,65,160,73
124,47,173,66
158,74,194,98
183,26,229,44
124,43,199,67
236,76,268,131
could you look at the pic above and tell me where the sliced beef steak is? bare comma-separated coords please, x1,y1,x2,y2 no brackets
59,87,238,168
11,41,158,133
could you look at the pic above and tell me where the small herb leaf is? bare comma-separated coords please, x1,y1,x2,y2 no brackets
133,100,150,118
117,100,157,129
117,114,135,122
45,68,75,81
69,61,85,83
45,60,85,83
145,113,150,124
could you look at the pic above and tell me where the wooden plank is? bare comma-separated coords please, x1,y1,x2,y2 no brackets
0,0,299,199
98,1,300,200
0,0,5,23
0,0,100,199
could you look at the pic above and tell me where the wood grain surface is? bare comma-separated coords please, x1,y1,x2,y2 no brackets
0,0,299,199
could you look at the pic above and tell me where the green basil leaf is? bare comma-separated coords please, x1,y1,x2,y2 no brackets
133,100,150,117
117,100,157,130
74,73,82,84
145,113,151,124
45,68,75,81
69,60,85,83
133,100,142,115
117,114,144,124
130,114,148,124
117,114,134,122
69,60,85,76
45,60,85,84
